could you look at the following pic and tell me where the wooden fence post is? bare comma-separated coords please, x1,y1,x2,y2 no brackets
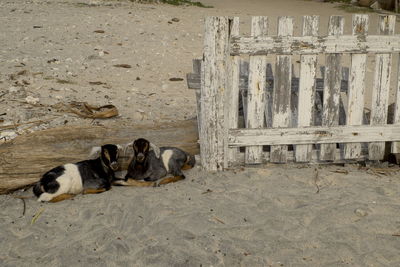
270,16,294,163
344,14,368,159
295,15,319,162
369,15,395,160
200,17,230,171
245,16,268,164
320,16,344,161
392,45,400,154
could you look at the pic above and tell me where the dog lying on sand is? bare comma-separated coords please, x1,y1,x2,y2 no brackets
112,138,195,187
34,144,119,202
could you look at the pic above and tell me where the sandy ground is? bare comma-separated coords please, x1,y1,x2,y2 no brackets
1,164,400,266
1,0,399,141
2,0,400,266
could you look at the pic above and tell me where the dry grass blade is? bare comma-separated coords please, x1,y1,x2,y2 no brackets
31,207,45,225
331,169,349,174
214,217,225,224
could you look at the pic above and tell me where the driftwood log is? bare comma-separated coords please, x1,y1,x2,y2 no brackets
0,120,199,194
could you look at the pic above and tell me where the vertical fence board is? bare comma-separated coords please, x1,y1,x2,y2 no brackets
245,16,268,164
344,15,368,159
392,53,400,153
369,15,395,160
270,17,294,163
320,16,344,161
200,17,229,171
295,15,319,162
192,59,202,136
226,17,240,166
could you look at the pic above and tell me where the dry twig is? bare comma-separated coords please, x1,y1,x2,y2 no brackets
314,168,320,194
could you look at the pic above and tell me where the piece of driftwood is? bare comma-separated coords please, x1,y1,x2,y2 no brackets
0,120,199,194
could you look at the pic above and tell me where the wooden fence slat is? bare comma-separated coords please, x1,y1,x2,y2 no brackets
245,16,268,164
235,149,367,165
344,14,368,159
320,16,344,161
189,59,203,136
200,17,230,171
229,124,400,146
226,17,240,166
295,15,319,162
369,15,396,160
392,53,400,153
230,35,400,55
270,16,294,163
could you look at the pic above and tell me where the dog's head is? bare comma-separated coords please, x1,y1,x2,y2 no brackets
132,138,160,163
101,144,119,171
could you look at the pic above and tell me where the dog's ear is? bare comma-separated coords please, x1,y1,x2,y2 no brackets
88,146,101,159
149,143,160,158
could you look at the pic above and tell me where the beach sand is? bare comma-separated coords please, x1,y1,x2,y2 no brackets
1,164,400,266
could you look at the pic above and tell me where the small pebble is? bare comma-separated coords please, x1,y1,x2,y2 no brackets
354,208,368,217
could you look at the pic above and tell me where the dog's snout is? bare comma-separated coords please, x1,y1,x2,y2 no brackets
110,162,119,171
137,153,145,162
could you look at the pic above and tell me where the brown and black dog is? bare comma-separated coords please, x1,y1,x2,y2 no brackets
113,138,195,187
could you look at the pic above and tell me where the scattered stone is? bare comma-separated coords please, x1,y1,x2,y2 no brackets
47,58,59,64
25,96,40,105
87,54,101,60
169,77,184,81
113,64,132,68
17,70,27,76
89,81,106,85
8,86,20,93
354,208,368,217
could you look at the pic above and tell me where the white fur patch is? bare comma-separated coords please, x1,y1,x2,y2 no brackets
161,150,173,172
88,147,101,159
150,143,161,158
37,164,83,202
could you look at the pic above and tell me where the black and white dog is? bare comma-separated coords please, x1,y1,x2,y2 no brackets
118,138,195,186
33,144,119,202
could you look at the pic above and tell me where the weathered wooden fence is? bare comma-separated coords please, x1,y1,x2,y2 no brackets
195,15,400,171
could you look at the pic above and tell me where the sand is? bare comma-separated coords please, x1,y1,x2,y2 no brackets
1,164,400,266
2,0,400,266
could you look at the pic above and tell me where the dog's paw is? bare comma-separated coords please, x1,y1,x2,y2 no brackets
37,193,53,202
